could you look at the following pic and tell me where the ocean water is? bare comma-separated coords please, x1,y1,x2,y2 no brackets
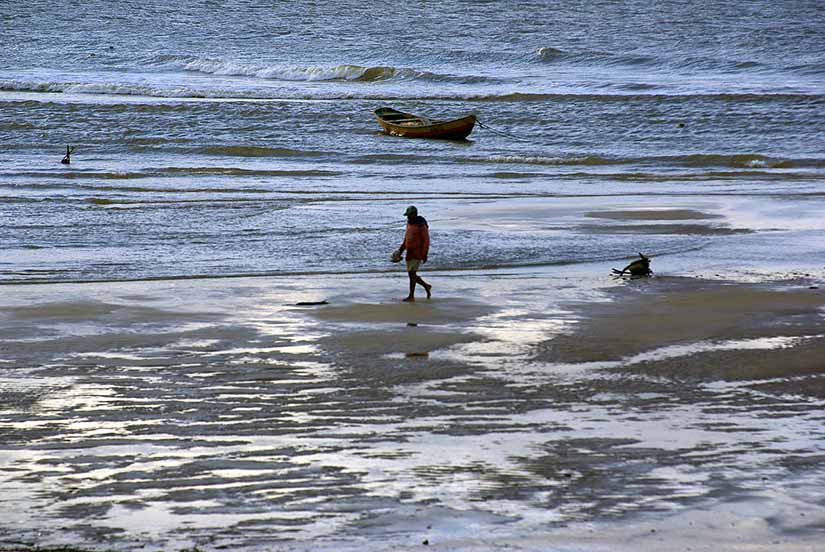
2,0,824,283
2,2,825,550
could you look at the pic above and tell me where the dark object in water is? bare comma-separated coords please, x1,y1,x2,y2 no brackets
295,300,329,306
61,145,74,164
374,107,476,140
612,253,653,277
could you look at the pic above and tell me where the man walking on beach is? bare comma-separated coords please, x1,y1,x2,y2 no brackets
396,205,431,302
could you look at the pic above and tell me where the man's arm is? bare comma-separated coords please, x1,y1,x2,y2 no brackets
422,225,429,262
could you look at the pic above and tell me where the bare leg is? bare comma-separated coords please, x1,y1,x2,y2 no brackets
415,275,431,299
403,271,416,302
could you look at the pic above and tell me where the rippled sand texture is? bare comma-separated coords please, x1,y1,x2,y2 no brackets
1,272,823,551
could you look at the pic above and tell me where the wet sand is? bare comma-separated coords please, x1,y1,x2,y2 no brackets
1,265,824,552
585,209,725,221
540,277,825,365
581,208,751,235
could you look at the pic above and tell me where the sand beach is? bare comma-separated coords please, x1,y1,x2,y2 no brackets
1,252,824,551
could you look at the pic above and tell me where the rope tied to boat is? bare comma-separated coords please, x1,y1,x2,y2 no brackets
476,119,531,141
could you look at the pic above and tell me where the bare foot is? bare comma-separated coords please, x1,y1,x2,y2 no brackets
402,296,414,302
424,284,432,299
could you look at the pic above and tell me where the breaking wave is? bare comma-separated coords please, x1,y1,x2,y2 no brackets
182,60,425,82
534,46,773,73
535,47,659,68
146,54,478,83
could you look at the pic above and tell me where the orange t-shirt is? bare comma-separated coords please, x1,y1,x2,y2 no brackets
400,218,430,261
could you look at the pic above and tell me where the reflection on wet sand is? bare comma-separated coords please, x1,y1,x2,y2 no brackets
0,273,823,551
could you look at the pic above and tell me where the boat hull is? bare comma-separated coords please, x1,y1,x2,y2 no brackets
374,108,476,139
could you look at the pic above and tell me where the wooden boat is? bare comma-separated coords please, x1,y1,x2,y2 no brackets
374,107,476,139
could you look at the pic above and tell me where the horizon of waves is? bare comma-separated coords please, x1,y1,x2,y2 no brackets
533,46,825,76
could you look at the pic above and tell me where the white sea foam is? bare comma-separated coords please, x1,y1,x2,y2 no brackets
164,55,442,82
180,58,365,81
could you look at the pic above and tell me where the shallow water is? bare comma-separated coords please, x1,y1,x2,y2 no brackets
2,1,825,283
